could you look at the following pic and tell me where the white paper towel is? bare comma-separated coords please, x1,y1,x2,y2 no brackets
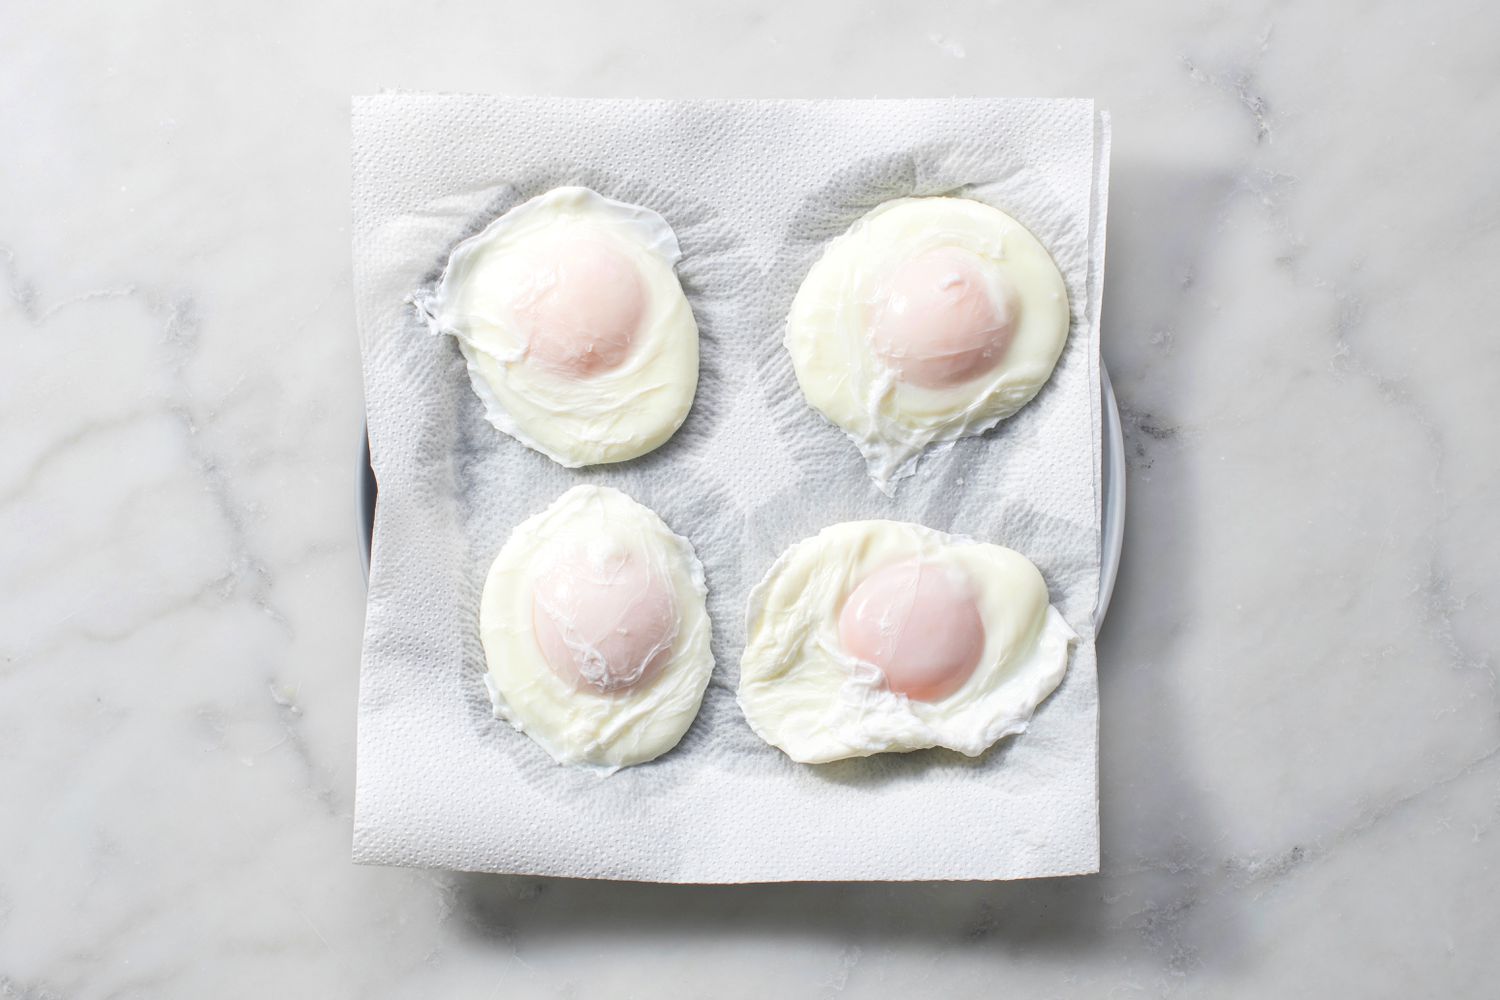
352,96,1110,882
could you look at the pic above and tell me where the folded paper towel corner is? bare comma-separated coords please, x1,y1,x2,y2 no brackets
351,95,1110,883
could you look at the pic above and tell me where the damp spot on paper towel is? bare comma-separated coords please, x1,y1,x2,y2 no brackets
928,32,966,59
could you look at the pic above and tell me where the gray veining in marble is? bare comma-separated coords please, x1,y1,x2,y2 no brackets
2,1,1497,996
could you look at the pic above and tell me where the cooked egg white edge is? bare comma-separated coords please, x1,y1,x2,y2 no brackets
785,197,1070,492
737,520,1077,764
481,485,714,773
417,187,700,467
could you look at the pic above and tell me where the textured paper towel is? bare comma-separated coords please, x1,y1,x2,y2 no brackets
351,96,1110,882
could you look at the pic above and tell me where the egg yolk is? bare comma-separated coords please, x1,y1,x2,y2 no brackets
868,247,1016,389
509,234,646,377
531,546,676,692
838,559,985,702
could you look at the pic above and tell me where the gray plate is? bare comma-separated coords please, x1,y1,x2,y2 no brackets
358,366,1126,627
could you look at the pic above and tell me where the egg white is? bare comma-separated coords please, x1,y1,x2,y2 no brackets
785,196,1070,491
737,520,1075,764
421,187,699,467
481,485,714,772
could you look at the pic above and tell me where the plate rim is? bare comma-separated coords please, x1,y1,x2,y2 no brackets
1097,363,1126,630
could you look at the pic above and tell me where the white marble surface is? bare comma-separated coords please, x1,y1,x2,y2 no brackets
1,1,1496,995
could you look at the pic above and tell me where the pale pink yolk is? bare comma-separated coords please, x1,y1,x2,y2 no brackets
868,248,1015,389
531,548,676,692
837,559,985,702
510,235,646,378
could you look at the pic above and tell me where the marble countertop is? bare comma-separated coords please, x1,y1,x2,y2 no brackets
3,2,1496,996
